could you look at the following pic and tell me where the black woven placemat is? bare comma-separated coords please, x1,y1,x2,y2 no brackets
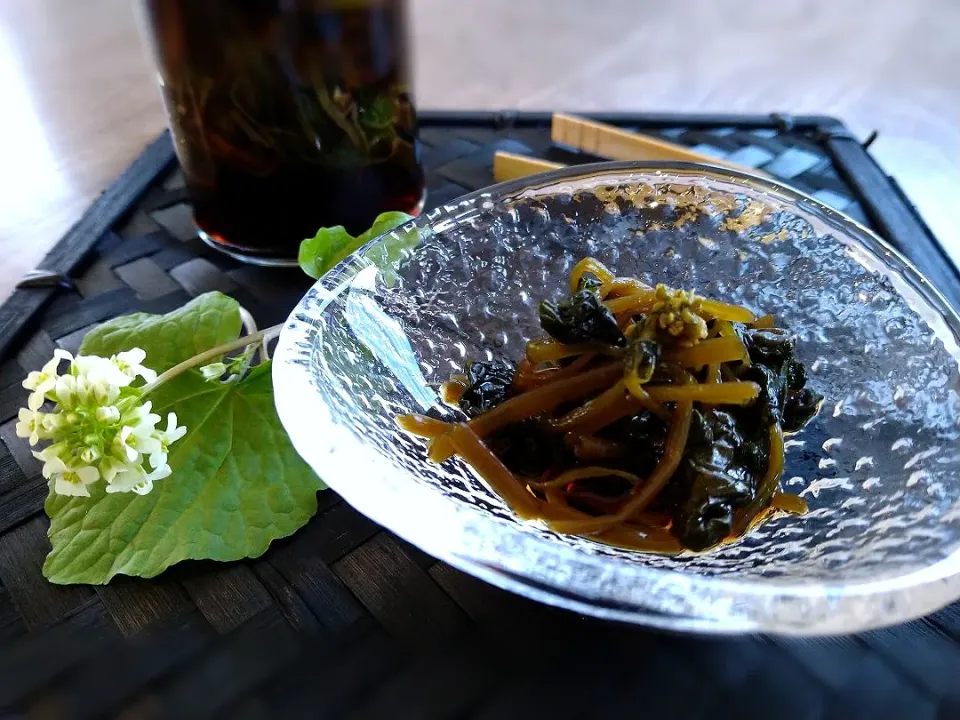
1,112,958,719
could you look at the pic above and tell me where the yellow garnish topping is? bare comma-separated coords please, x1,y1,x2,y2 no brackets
650,285,708,344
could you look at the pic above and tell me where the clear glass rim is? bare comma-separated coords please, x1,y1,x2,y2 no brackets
274,160,960,634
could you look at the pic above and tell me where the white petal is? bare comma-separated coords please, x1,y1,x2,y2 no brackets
27,392,43,412
78,356,129,388
138,436,162,455
40,413,61,431
117,348,147,365
55,476,90,497
115,429,140,463
109,368,133,388
54,375,75,406
41,355,62,377
53,349,73,363
75,466,100,484
104,384,121,403
14,421,32,441
107,468,144,491
71,356,100,375
148,450,168,470
132,481,153,496
164,413,188,443
22,371,42,391
36,377,56,394
41,457,68,479
144,464,171,482
99,459,121,483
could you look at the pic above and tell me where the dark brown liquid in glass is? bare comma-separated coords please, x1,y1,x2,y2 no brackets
141,0,424,262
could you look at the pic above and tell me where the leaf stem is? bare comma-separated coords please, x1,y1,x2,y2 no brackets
140,323,283,398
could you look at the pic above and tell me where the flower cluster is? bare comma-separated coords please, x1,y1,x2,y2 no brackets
16,348,186,497
649,284,708,344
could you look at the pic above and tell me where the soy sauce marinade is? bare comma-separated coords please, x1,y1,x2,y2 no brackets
142,0,424,260
399,258,823,554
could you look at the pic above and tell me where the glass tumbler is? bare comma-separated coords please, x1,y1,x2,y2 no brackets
138,0,425,265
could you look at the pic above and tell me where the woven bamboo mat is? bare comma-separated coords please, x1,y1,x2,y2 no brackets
0,112,958,719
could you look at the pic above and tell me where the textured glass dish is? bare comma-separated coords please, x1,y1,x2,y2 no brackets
274,162,960,635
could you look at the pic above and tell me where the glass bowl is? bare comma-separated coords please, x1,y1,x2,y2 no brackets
273,161,960,635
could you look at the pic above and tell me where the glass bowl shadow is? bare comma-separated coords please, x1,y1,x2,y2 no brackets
274,161,960,635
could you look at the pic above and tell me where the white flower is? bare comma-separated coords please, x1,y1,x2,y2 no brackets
200,362,227,382
73,355,132,389
53,462,100,498
16,408,41,445
34,452,99,497
106,462,170,495
113,348,157,384
160,413,186,446
22,350,71,395
146,413,187,469
139,463,172,495
105,467,145,494
116,424,162,463
113,401,162,464
98,456,127,485
19,409,61,445
123,400,160,429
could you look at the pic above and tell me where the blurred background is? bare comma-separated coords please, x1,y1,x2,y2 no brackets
0,0,957,300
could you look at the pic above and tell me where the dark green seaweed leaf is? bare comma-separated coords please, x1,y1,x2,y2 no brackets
458,360,515,418
624,339,660,385
539,290,625,347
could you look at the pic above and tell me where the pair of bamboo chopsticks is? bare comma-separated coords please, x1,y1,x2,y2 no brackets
493,113,764,182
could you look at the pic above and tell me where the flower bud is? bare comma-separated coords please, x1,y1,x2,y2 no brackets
200,362,228,382
96,405,121,424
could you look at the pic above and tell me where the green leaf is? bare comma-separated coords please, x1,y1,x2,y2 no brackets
78,292,242,370
298,211,414,280
43,293,325,584
297,224,355,280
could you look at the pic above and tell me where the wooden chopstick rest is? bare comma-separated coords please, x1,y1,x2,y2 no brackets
551,113,764,175
493,152,564,182
491,113,769,183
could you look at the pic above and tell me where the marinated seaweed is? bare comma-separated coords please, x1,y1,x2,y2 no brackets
398,258,823,554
